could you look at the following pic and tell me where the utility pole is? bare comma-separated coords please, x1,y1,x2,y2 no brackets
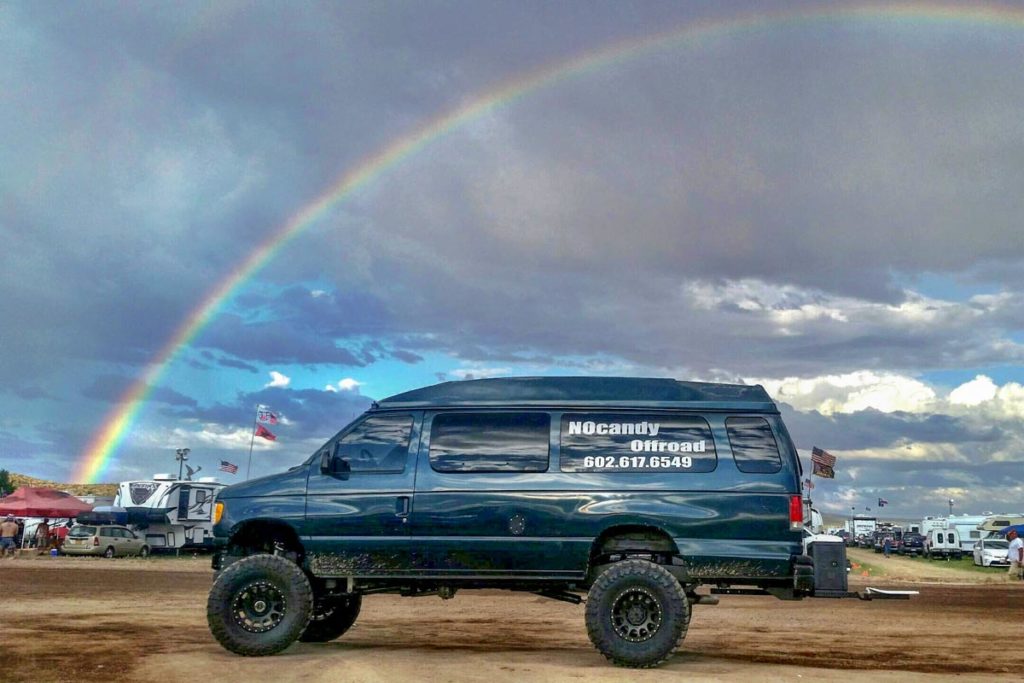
175,448,190,481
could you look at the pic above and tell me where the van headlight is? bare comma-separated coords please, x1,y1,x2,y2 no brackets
214,502,225,525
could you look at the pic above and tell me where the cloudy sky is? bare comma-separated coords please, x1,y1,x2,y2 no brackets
2,1,1023,520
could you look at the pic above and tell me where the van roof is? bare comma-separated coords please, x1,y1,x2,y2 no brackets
376,377,776,411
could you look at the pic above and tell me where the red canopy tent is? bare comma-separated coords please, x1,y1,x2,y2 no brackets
0,487,94,518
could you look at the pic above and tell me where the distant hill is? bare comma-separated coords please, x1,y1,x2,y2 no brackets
9,472,118,497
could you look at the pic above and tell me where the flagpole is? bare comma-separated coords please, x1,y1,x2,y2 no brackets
245,404,260,481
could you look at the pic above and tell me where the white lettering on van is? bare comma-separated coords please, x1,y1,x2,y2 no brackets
630,439,705,453
568,421,661,437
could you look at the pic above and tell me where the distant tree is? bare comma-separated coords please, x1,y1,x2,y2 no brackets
0,469,15,496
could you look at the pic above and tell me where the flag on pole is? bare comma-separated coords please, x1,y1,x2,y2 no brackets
812,461,835,478
878,498,888,507
254,424,277,441
804,478,814,490
257,407,278,424
811,447,837,466
811,447,836,478
219,460,239,474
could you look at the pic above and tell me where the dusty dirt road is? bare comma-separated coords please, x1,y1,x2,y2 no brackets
2,552,1020,682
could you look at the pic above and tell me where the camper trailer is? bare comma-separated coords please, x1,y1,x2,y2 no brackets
112,474,226,550
978,515,1024,538
945,515,991,552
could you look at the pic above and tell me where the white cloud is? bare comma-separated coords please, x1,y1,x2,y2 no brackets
750,371,937,415
949,375,998,406
752,370,1024,423
325,377,362,393
265,371,290,388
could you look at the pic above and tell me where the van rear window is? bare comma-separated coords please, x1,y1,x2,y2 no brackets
726,417,782,473
559,413,716,473
429,412,550,473
69,526,96,537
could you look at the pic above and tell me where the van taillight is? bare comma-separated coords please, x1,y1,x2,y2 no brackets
93,537,99,546
789,495,803,531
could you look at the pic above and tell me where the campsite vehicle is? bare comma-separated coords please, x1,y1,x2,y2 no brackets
898,533,925,556
973,538,1010,567
977,515,1024,538
205,377,909,668
82,474,226,551
62,524,150,558
926,529,962,559
945,515,990,553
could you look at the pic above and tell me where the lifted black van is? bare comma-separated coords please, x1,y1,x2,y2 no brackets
206,377,847,667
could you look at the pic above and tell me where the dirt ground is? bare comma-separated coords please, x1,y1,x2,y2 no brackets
2,550,1020,683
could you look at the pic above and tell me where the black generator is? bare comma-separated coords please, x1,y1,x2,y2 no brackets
809,539,848,597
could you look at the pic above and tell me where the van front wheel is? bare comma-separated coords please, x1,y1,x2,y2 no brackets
585,559,689,668
207,554,313,656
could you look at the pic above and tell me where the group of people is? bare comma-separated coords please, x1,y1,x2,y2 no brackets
0,516,63,557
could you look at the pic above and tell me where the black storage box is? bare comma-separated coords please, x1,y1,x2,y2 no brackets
809,540,848,597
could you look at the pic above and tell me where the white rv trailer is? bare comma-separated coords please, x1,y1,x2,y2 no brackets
945,515,992,552
111,474,226,550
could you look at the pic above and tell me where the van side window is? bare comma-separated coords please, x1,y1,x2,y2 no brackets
336,413,413,473
429,412,549,473
725,417,782,473
559,413,716,473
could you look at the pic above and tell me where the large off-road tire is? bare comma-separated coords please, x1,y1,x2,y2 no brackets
585,559,689,668
299,594,362,642
206,554,313,656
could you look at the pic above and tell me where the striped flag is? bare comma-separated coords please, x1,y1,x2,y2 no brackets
219,460,239,474
810,447,836,478
811,447,837,467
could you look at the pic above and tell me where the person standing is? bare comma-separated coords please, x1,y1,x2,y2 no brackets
1007,529,1024,580
883,536,892,559
34,518,50,555
0,515,18,558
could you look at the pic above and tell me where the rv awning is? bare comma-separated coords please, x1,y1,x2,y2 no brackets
0,487,94,518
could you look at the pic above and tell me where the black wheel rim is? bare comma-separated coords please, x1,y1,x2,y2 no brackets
232,580,287,633
611,587,662,642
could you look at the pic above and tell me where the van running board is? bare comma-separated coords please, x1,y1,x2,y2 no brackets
709,587,918,600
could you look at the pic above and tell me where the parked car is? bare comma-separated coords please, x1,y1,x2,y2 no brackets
899,533,925,556
62,524,150,558
973,538,1010,567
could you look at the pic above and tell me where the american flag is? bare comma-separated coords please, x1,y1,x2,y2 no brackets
804,478,814,490
811,447,837,467
219,460,239,474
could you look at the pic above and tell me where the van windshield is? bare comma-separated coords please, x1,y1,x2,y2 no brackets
986,540,1009,549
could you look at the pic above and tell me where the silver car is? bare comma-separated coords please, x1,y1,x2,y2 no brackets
62,524,150,558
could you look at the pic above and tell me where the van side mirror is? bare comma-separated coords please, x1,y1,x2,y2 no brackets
331,456,351,477
319,448,351,477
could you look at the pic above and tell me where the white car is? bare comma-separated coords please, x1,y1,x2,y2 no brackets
973,538,1009,567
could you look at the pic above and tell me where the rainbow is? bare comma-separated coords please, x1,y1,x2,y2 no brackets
73,2,1024,482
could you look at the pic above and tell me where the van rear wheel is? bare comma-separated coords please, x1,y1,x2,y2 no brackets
585,559,689,668
207,554,313,656
299,595,362,642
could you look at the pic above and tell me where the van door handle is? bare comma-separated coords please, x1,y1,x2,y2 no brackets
395,496,410,518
